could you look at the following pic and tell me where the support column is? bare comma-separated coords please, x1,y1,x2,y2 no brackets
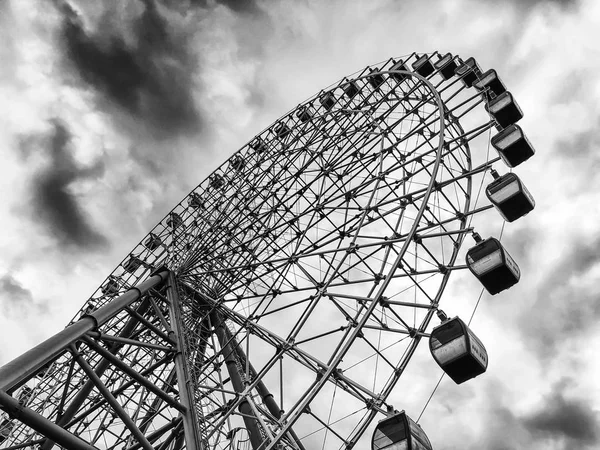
210,311,265,450
0,391,97,450
41,297,153,450
0,270,169,393
221,326,305,450
165,273,202,450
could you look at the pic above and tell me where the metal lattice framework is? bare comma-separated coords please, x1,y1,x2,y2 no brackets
0,52,509,450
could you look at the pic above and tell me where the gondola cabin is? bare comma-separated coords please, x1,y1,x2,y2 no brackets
466,237,520,294
390,60,409,82
210,174,225,189
250,137,267,154
429,317,488,384
435,53,458,80
18,386,33,405
123,256,142,274
319,92,336,111
144,233,162,251
82,300,96,316
455,57,481,87
473,69,506,97
412,54,435,78
274,122,291,140
101,276,120,295
188,192,204,209
487,91,523,128
368,68,385,90
491,124,535,168
167,212,183,229
230,155,245,171
486,172,535,222
343,80,360,99
296,106,312,123
372,411,432,450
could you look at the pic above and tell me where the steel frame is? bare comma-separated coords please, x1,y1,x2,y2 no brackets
0,52,506,450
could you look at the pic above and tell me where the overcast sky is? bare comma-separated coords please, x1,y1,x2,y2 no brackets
0,0,599,449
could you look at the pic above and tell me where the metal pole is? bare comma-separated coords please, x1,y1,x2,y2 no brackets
81,337,184,412
0,270,169,393
165,273,202,450
41,273,169,450
41,300,152,450
210,311,265,450
69,345,154,450
0,391,98,450
221,325,306,450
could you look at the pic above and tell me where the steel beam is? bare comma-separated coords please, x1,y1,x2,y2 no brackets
165,273,202,450
221,325,306,450
70,345,154,450
82,336,184,412
0,270,168,393
211,311,265,450
0,391,98,450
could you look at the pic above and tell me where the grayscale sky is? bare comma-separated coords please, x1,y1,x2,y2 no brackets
0,1,598,449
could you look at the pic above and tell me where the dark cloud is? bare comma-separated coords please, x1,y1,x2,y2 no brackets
189,0,263,16
523,381,599,447
520,236,600,358
0,274,48,318
554,123,600,163
23,120,108,250
0,274,34,308
56,0,202,138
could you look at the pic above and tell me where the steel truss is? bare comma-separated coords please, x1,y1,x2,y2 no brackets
1,52,505,450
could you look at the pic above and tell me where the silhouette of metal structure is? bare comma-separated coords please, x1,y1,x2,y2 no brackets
0,52,534,450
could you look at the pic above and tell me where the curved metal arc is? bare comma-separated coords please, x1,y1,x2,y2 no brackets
344,75,477,447
259,69,448,450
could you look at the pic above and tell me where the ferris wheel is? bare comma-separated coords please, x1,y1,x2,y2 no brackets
0,52,535,450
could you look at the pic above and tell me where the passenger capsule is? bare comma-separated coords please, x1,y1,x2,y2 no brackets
82,300,97,316
412,54,435,78
144,233,162,251
274,122,291,140
18,386,33,405
487,91,523,129
473,69,506,97
101,276,120,294
167,212,183,229
188,192,204,209
435,53,458,80
486,172,535,222
389,60,408,83
250,137,267,153
319,92,336,111
430,317,488,384
230,155,245,171
210,174,225,189
466,237,520,295
343,80,360,99
123,256,142,274
0,418,14,443
368,68,385,90
491,124,535,168
296,106,312,123
372,411,432,450
455,57,481,87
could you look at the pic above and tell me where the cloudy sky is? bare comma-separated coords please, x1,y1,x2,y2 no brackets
0,0,599,449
